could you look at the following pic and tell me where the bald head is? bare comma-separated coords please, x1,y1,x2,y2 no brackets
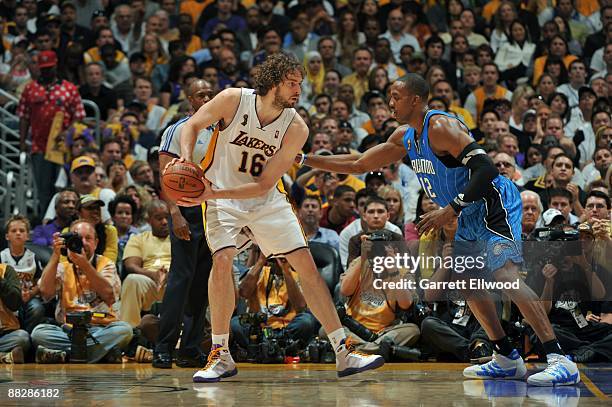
187,79,212,97
186,79,214,111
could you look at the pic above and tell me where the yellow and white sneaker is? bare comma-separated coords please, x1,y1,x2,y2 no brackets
192,347,238,383
336,338,384,378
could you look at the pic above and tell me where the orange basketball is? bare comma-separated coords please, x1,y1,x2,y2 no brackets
162,161,206,202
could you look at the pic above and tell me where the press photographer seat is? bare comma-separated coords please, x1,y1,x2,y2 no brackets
308,242,342,294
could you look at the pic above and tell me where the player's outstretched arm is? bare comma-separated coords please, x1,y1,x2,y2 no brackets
176,88,242,163
303,125,408,174
178,115,309,205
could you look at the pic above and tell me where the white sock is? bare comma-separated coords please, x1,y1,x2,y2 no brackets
328,328,346,353
212,334,229,349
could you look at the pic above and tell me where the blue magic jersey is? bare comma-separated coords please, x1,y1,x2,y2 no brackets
402,110,523,272
402,110,471,208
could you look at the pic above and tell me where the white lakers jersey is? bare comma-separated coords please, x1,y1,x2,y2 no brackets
203,88,297,210
159,116,214,164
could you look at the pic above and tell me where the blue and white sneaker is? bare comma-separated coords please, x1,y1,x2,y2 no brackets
527,354,580,386
463,349,527,380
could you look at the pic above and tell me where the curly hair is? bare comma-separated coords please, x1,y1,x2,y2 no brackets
252,53,305,96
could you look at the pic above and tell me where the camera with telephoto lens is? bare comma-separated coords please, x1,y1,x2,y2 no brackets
335,302,378,342
59,232,83,257
66,311,92,363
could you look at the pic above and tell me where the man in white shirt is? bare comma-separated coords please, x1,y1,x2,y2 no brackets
339,190,402,270
380,8,420,63
558,60,588,108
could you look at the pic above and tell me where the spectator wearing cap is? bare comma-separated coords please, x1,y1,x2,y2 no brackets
540,188,581,227
464,63,513,121
335,121,360,153
364,170,387,193
44,156,116,224
297,196,340,251
100,43,132,89
565,87,598,166
67,195,119,263
341,47,373,107
558,59,588,108
17,49,85,214
540,208,567,229
79,62,118,121
114,52,147,106
59,1,91,51
38,14,62,51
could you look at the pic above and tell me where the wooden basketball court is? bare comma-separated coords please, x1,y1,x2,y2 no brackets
0,362,610,405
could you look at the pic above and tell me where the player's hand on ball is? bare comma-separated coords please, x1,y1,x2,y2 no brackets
163,156,186,175
417,205,457,236
177,178,213,206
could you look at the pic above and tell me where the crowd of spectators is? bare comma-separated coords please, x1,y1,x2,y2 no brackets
0,0,611,366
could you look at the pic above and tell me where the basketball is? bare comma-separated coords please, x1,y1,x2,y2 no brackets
162,161,206,202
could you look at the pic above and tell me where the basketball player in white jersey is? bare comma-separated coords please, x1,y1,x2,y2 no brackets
169,53,384,382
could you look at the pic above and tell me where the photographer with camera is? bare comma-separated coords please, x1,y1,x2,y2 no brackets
527,219,612,362
347,196,403,266
31,221,133,363
336,227,419,360
230,247,318,357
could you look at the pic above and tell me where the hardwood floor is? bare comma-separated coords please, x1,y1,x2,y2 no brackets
0,362,609,405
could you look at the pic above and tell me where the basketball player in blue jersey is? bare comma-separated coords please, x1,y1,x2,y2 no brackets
303,74,580,387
